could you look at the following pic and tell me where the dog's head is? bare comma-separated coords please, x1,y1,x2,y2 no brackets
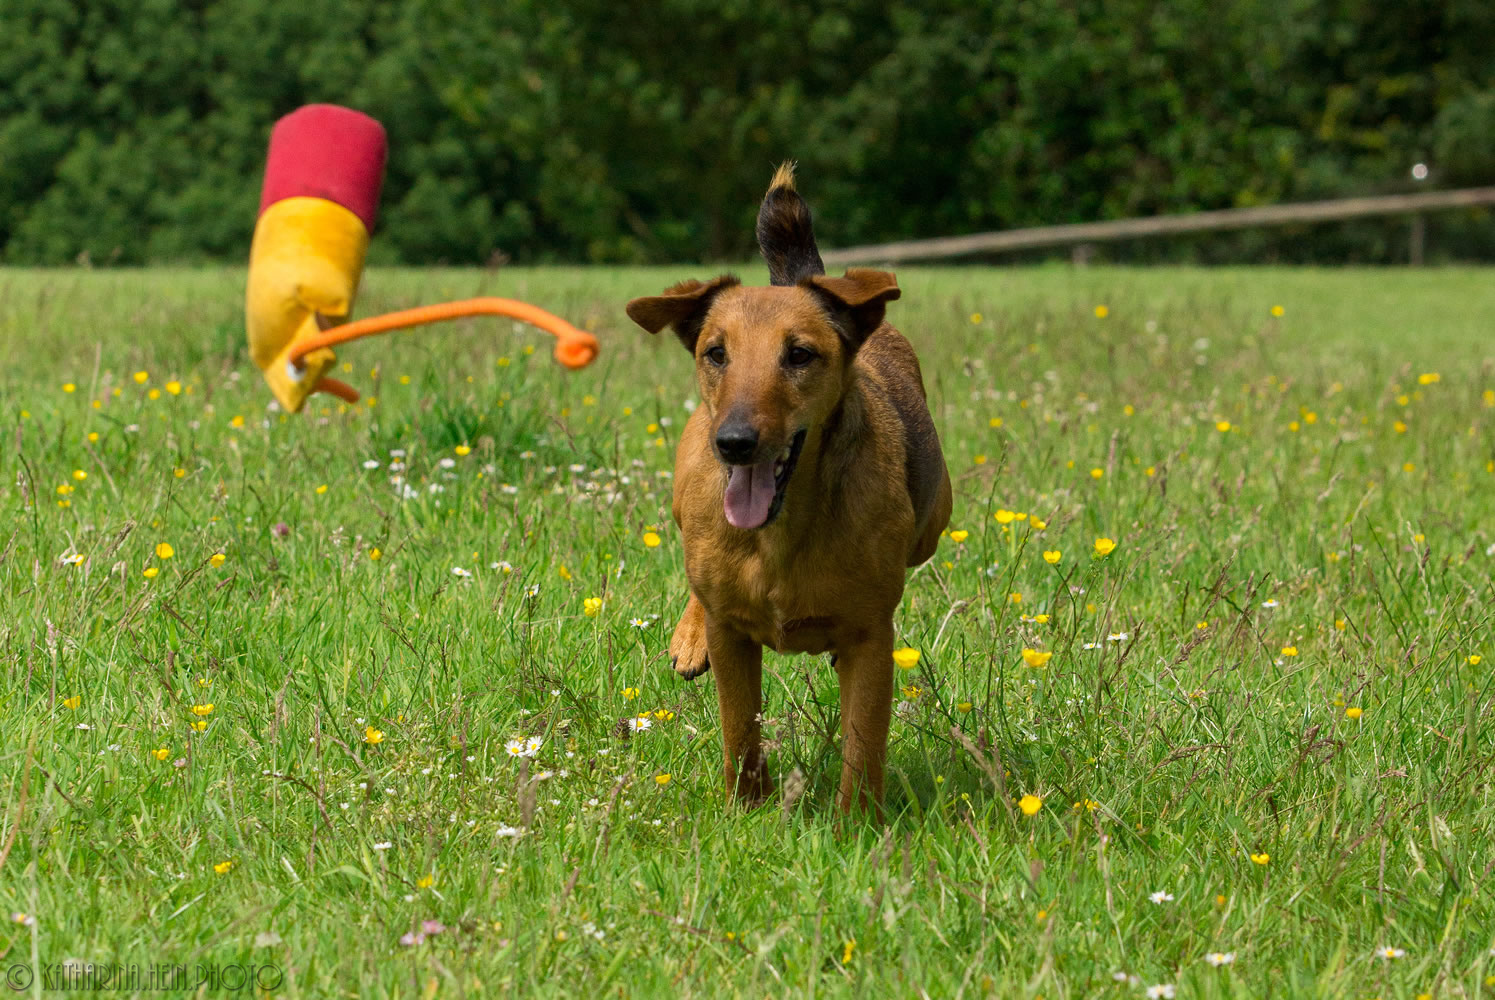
625,268,899,529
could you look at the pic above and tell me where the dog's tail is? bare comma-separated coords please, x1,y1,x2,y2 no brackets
756,162,824,286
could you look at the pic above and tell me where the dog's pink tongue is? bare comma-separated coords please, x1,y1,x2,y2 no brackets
724,459,777,529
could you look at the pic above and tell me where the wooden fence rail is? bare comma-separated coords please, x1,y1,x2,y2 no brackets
821,186,1495,266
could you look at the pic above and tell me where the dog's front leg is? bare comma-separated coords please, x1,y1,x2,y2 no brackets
705,617,772,806
833,625,895,817
668,591,711,680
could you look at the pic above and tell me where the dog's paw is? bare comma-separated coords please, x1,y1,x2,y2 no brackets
670,646,710,681
669,620,711,681
668,594,712,680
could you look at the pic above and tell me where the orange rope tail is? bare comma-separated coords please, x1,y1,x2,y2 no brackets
287,297,600,372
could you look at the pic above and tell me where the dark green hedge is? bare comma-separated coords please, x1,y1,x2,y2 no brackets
2,0,1492,265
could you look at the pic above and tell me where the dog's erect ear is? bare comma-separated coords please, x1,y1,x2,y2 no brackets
625,275,740,354
804,269,901,349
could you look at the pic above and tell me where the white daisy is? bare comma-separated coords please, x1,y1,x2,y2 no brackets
451,567,472,578
1377,946,1405,960
494,825,522,838
372,842,392,850
1148,891,1175,904
1204,952,1235,966
627,716,652,733
1261,599,1279,609
362,460,380,470
1107,632,1129,642
629,618,649,628
438,457,456,469
1083,641,1101,650
1145,986,1175,999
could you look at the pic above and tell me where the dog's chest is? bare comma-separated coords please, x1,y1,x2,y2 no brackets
696,548,877,654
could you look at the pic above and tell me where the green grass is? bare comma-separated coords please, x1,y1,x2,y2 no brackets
3,264,1495,998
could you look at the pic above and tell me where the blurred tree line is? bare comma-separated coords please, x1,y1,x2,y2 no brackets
2,0,1493,266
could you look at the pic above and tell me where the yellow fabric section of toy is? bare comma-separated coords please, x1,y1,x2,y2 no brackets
246,196,370,412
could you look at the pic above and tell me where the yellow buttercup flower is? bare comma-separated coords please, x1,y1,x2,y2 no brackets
1093,305,1108,319
1093,537,1117,556
557,564,572,581
155,542,174,560
892,648,920,670
152,747,170,761
654,773,672,786
622,686,639,700
1250,853,1269,866
643,531,661,548
133,371,149,384
364,726,384,745
455,444,471,456
143,567,159,579
214,861,233,875
1090,467,1104,480
416,874,434,889
166,380,182,395
1468,655,1482,666
1021,648,1052,668
1019,794,1043,816
583,596,603,617
369,548,382,561
949,529,969,543
1280,645,1298,657
1029,517,1047,530
1215,420,1231,433
1345,707,1363,720
994,509,1016,524
209,553,226,568
1270,304,1284,317
62,695,81,710
1043,550,1061,565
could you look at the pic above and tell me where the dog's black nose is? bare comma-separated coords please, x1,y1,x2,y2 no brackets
714,422,760,464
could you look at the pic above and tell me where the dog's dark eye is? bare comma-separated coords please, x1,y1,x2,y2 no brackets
703,345,727,366
784,346,817,367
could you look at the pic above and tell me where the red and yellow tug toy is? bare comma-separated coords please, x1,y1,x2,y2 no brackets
246,104,598,413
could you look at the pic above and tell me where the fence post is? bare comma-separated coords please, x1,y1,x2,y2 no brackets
1409,214,1425,266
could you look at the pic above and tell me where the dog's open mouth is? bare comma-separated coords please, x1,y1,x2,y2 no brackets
723,429,806,530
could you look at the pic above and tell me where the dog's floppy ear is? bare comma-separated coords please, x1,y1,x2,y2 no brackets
804,268,901,349
625,275,740,354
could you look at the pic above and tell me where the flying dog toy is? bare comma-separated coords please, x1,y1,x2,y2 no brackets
246,104,598,413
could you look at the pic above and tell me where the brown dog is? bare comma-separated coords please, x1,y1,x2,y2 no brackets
625,165,951,814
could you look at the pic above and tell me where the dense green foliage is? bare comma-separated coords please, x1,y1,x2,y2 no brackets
4,265,1495,995
2,0,1494,265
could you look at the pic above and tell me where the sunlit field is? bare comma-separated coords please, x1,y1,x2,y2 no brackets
3,265,1495,998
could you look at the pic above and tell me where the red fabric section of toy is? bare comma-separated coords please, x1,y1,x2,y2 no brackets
258,104,387,231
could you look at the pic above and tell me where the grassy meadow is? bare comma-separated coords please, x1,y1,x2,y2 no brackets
3,264,1495,997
